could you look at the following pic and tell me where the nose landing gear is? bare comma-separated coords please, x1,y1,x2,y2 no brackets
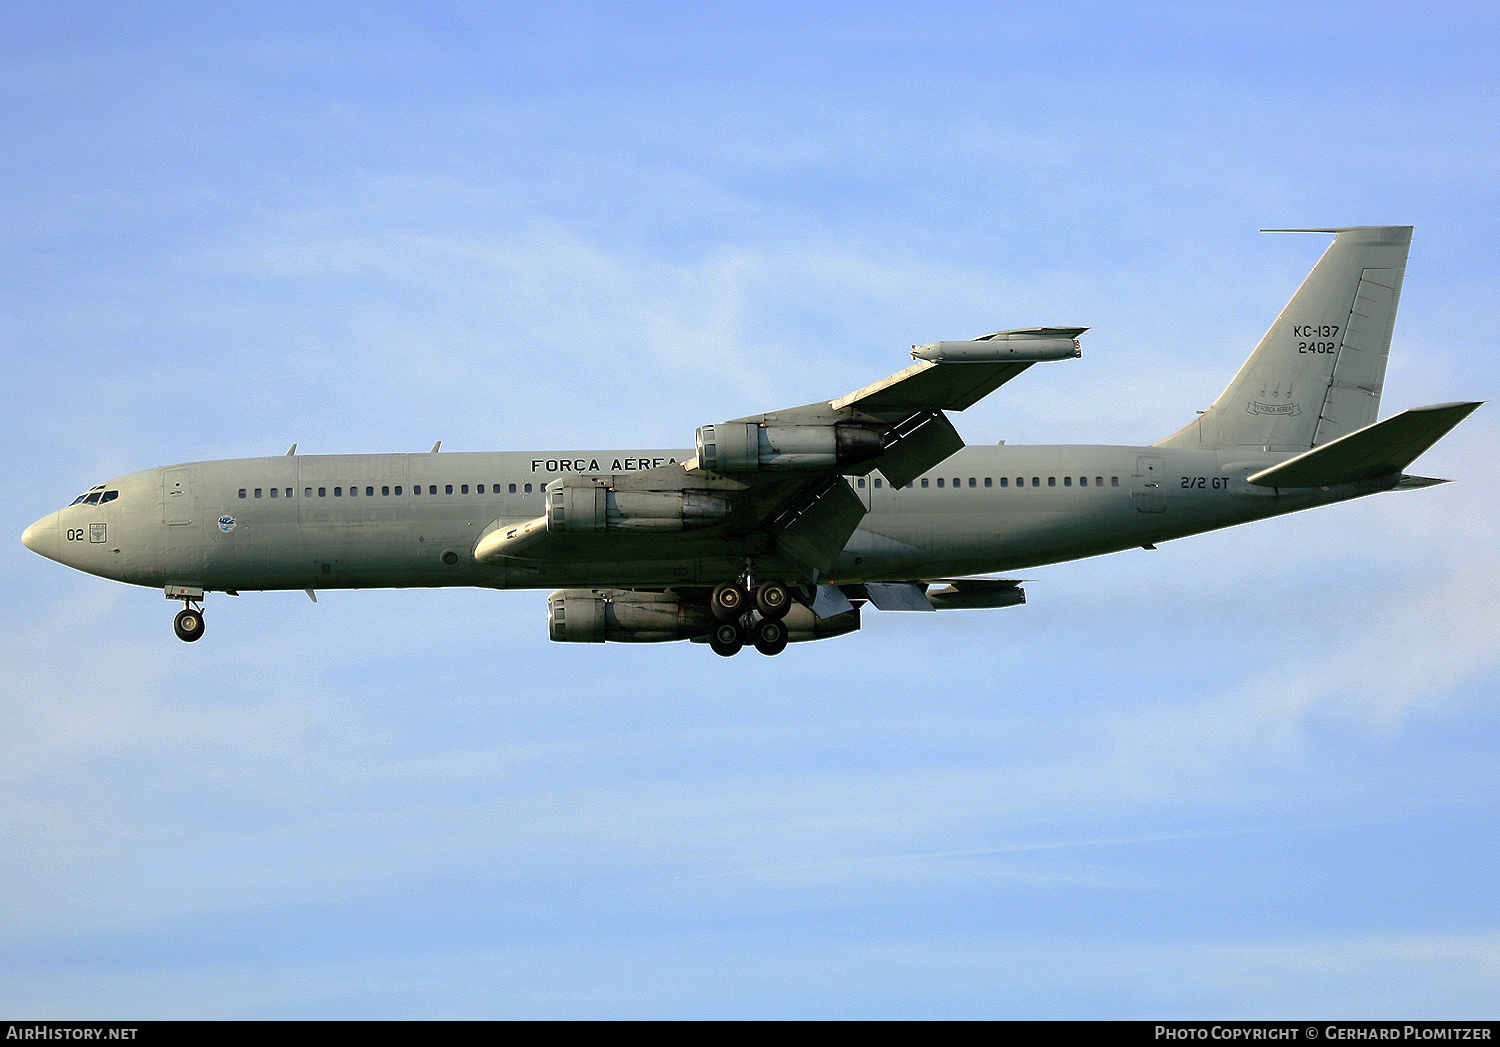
166,585,205,643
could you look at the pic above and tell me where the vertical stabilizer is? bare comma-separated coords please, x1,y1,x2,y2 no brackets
1157,226,1411,451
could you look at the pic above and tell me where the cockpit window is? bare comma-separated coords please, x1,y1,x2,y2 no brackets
69,484,109,507
100,490,118,504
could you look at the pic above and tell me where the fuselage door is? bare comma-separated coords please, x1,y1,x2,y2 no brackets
163,468,192,525
1133,455,1166,513
851,474,873,511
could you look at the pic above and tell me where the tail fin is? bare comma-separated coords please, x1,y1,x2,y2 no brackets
1157,226,1412,451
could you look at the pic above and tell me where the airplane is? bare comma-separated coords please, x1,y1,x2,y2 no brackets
21,226,1481,656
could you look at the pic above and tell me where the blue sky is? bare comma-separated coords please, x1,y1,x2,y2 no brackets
3,1,1498,1018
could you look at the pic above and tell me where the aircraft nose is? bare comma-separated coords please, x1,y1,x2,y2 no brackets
21,512,60,562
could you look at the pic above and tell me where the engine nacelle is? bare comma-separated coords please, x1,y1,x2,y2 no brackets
546,485,730,533
548,589,714,643
694,422,882,473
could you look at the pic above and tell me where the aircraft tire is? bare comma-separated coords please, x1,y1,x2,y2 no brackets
174,608,205,643
754,581,791,620
709,621,744,657
710,582,747,621
753,617,788,656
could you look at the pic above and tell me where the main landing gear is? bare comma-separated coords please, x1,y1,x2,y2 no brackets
707,576,792,657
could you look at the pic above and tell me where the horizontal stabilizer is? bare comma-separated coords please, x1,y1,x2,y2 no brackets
1248,401,1481,488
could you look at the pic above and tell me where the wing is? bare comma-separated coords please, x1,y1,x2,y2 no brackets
474,328,1084,579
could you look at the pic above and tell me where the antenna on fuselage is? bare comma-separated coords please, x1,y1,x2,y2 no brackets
285,443,297,456
430,440,441,453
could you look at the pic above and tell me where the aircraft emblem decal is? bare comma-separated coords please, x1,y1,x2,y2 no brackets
218,516,236,533
1246,400,1300,416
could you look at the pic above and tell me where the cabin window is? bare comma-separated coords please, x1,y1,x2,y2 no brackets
1079,477,1087,486
1111,477,1119,487
429,485,437,495
238,489,246,499
270,488,278,498
524,484,532,494
856,478,865,488
446,485,453,494
1096,477,1104,487
984,478,992,487
318,488,326,497
305,488,312,498
1064,477,1072,487
413,485,421,495
394,486,402,495
1000,477,1008,487
969,477,976,488
1032,477,1040,487
382,486,389,496
461,485,469,494
1048,477,1056,487
334,487,342,497
366,487,374,496
874,479,882,488
509,484,517,493
349,487,357,497
936,478,943,488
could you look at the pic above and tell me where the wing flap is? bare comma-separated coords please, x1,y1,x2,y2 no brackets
871,410,965,488
773,476,867,574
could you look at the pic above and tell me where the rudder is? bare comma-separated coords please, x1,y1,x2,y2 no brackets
1157,226,1412,451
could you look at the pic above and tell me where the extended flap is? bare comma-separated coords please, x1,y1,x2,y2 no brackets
872,410,965,489
774,477,867,574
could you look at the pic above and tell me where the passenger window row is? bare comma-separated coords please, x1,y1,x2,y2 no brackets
853,476,1121,490
236,483,540,499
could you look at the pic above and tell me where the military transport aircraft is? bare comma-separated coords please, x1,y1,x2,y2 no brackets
22,226,1480,655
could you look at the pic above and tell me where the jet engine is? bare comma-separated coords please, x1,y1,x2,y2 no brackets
547,589,862,645
548,589,714,643
694,422,882,473
546,486,730,533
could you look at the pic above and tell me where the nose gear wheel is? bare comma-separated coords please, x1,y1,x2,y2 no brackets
173,607,205,642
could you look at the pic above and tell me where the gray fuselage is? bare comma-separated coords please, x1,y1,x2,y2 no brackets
23,444,1370,594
